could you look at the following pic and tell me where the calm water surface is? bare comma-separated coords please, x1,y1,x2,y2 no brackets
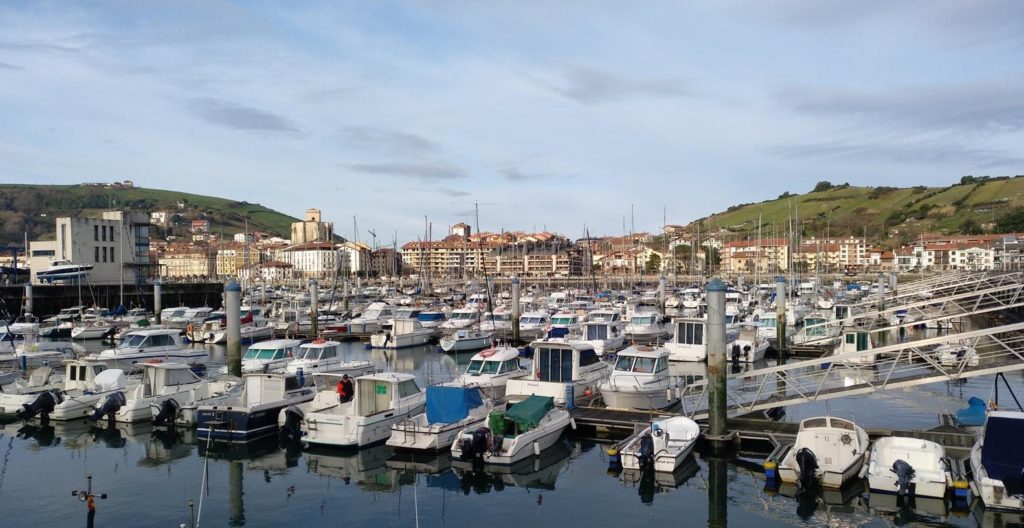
2,335,1023,528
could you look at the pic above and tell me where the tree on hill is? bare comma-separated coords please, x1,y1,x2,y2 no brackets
960,218,983,235
997,208,1024,233
812,181,834,192
645,253,661,274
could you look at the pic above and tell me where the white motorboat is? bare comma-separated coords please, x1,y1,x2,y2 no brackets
625,312,668,344
370,318,434,349
36,260,93,283
549,311,586,337
478,311,513,336
280,372,426,448
71,320,117,340
599,345,679,410
619,416,700,473
439,329,494,353
417,311,447,329
208,307,275,344
450,345,529,400
0,341,81,369
833,329,878,365
755,311,781,342
451,395,572,466
517,312,551,341
388,385,489,452
0,366,63,400
776,416,870,489
163,307,214,330
196,372,315,442
0,359,133,421
89,329,208,372
866,436,951,498
580,319,626,356
728,323,769,363
506,340,608,406
342,302,396,336
241,339,302,373
664,318,736,362
971,410,1024,511
4,314,40,337
441,308,480,331
111,362,212,423
936,342,979,367
285,339,375,376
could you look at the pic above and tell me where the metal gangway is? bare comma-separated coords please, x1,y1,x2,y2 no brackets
795,271,1024,346
680,321,1024,421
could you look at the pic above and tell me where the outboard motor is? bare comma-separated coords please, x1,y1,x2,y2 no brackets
101,327,118,340
152,398,180,427
637,433,655,469
89,391,126,423
16,389,64,424
891,459,916,497
795,447,819,489
731,344,741,365
279,405,305,445
458,427,492,461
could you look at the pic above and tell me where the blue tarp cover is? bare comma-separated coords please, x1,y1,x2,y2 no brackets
110,304,127,316
955,396,987,427
981,415,1024,495
426,386,483,424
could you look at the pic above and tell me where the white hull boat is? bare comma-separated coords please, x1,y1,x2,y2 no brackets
440,330,493,353
600,345,678,410
776,416,869,489
388,386,489,452
866,436,951,498
451,395,573,466
619,416,700,473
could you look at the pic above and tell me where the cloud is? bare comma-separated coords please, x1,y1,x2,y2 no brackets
0,61,23,70
187,97,300,134
548,67,696,104
498,166,576,182
774,140,1024,168
780,83,1024,135
346,161,468,181
438,187,471,197
339,126,440,155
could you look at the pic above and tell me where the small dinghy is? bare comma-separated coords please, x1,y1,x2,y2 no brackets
866,436,952,498
619,416,700,473
776,416,869,489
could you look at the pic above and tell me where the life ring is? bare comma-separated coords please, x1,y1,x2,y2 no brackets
145,358,164,364
480,348,496,357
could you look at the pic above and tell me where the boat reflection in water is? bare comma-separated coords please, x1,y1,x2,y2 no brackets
450,435,573,494
199,434,302,472
12,418,157,450
620,455,700,504
386,450,453,475
305,444,412,491
777,478,866,521
866,491,949,524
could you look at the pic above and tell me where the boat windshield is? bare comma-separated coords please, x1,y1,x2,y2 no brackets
614,356,634,371
466,359,500,375
552,317,574,325
632,357,656,373
118,335,147,348
522,317,544,324
453,312,476,320
244,348,281,360
631,316,656,325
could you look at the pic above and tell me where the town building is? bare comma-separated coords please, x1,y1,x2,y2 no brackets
28,211,152,285
290,208,334,244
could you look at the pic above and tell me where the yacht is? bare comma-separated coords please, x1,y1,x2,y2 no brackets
89,329,207,372
971,410,1024,511
866,436,951,498
450,345,529,400
285,339,375,377
599,345,679,410
241,339,303,373
36,260,93,283
505,340,608,406
776,416,869,489
388,385,489,452
451,395,572,466
619,416,700,473
280,372,425,448
370,318,434,349
196,372,315,442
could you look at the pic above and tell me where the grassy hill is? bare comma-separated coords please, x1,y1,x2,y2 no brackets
692,176,1024,245
0,184,298,246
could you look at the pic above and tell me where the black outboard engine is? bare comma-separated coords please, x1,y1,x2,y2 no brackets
795,447,819,489
101,327,118,340
89,391,126,423
637,433,655,469
16,389,64,424
891,459,916,496
731,344,742,364
152,398,180,427
279,405,305,444
458,427,492,461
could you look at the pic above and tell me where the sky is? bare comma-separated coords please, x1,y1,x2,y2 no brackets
1,1,1023,243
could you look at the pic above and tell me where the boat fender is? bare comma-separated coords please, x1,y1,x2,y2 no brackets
89,391,126,422
795,447,818,489
152,398,181,427
891,459,916,497
533,440,541,457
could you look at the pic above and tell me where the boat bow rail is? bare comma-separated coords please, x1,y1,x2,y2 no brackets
679,321,1024,421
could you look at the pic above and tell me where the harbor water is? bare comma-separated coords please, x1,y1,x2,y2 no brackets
1,338,1022,527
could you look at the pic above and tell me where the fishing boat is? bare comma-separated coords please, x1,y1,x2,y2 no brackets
776,416,869,489
388,385,489,452
866,436,951,498
451,395,572,465
619,416,700,473
439,329,494,353
285,339,375,376
971,410,1024,511
579,315,626,357
505,340,607,406
280,372,425,449
196,372,315,442
599,345,679,410
449,345,529,400
88,329,208,372
369,318,434,349
241,339,303,373
664,318,737,362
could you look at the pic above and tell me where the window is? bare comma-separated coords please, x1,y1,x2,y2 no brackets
678,322,704,345
614,355,634,371
323,346,337,359
537,347,574,382
94,225,99,241
102,247,107,262
845,333,856,345
633,357,656,373
398,379,420,398
95,246,100,262
579,349,600,367
655,357,668,372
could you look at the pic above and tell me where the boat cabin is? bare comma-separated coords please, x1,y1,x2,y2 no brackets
464,347,524,378
116,329,185,352
137,363,202,397
242,339,302,372
613,347,669,375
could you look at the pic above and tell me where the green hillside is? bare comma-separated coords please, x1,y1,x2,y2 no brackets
693,176,1024,245
0,184,298,246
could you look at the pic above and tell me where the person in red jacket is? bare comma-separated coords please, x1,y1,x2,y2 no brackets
336,375,354,403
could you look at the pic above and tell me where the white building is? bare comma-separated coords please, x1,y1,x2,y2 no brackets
281,242,350,279
338,241,371,276
949,245,994,271
30,211,152,285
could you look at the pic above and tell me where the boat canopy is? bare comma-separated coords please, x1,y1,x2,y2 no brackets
425,386,483,424
955,396,987,427
505,395,554,431
982,413,1024,494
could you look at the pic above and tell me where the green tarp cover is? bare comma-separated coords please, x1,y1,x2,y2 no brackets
505,395,554,431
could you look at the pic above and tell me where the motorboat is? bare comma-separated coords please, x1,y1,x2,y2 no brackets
162,307,214,330
0,340,80,369
451,395,573,466
0,359,132,421
478,311,513,336
866,436,951,498
580,319,626,356
241,339,302,373
417,311,447,329
619,416,700,473
440,308,480,331
664,318,737,362
388,385,489,452
36,260,93,283
280,372,425,449
112,362,213,423
4,314,40,337
88,329,208,372
341,302,396,336
196,372,315,442
599,345,679,410
450,345,530,400
971,410,1024,511
756,311,781,342
370,318,434,349
440,329,494,353
0,366,63,401
285,339,375,376
936,342,979,367
71,320,117,340
505,340,608,406
833,329,877,366
549,311,586,335
625,312,668,344
776,416,870,489
728,323,769,363
517,312,551,341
